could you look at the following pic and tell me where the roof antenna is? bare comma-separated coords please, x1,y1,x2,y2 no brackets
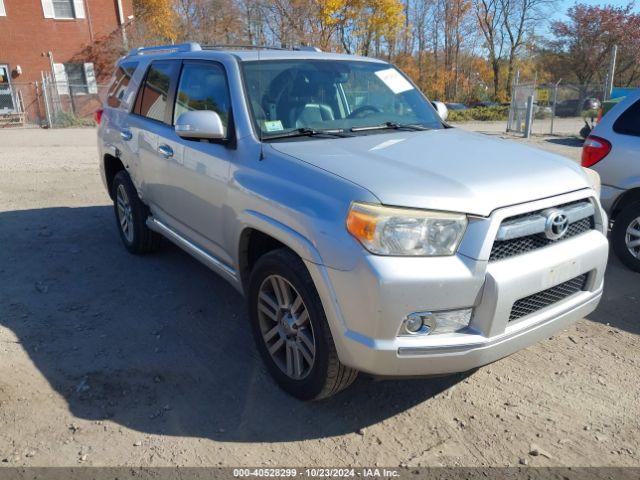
258,44,265,161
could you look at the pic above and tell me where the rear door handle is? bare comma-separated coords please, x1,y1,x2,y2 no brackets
157,144,174,158
120,129,133,141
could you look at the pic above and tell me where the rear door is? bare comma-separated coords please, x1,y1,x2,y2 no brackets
129,59,180,207
153,59,235,265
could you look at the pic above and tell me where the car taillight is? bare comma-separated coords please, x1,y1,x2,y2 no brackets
582,135,611,167
94,108,104,125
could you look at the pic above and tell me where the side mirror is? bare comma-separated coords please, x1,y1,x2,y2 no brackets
175,110,226,140
432,101,448,122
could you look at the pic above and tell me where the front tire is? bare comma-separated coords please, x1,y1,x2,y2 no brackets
112,170,160,254
248,249,357,400
612,201,640,272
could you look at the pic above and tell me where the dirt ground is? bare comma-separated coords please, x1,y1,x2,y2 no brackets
0,127,638,468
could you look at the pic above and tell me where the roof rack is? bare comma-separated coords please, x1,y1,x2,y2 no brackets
126,42,323,57
201,44,287,51
127,42,202,57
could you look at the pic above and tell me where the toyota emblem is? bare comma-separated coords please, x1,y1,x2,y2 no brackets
543,209,570,240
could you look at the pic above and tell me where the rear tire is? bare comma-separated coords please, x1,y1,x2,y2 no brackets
112,170,160,254
612,201,640,272
248,249,357,400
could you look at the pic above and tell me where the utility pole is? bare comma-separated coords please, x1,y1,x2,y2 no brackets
605,45,618,100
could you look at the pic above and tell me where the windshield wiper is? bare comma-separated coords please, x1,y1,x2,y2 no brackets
350,122,430,132
263,128,353,141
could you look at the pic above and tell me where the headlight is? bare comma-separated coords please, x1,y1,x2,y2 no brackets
582,166,601,198
346,202,467,256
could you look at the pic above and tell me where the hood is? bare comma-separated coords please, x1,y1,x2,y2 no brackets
270,128,591,216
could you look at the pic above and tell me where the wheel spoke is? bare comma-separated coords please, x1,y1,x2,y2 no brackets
298,329,315,357
263,325,279,342
268,337,284,355
294,308,309,327
627,226,640,238
259,291,278,312
258,301,278,322
297,337,314,364
292,344,303,377
285,342,294,376
270,277,285,307
628,239,640,248
276,277,292,307
290,294,303,316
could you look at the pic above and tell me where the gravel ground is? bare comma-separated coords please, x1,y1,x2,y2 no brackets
0,127,638,468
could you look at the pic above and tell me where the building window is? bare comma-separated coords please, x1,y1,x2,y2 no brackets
0,0,6,16
64,63,88,94
52,0,75,18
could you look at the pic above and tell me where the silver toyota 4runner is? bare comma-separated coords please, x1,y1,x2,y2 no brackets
98,43,609,400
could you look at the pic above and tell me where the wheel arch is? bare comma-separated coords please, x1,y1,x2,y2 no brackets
237,211,324,292
611,187,640,221
103,154,126,200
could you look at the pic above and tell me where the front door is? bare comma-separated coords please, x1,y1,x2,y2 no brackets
0,65,16,114
154,60,235,266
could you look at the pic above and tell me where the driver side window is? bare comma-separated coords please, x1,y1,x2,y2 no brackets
173,62,230,130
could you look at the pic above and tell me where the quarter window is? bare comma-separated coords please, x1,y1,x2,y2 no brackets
136,61,177,123
173,62,231,132
107,61,139,109
613,99,640,137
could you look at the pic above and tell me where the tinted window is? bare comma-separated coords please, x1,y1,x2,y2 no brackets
173,62,231,131
613,99,640,137
107,61,138,109
137,61,177,122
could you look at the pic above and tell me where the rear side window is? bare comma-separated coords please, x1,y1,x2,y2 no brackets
173,62,231,130
613,99,640,137
135,61,178,122
107,61,138,109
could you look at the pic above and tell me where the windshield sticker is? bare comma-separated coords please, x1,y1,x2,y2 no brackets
263,120,284,132
375,68,414,94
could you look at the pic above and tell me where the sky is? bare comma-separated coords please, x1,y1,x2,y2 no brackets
548,0,640,31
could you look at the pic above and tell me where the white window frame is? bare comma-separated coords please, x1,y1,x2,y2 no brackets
0,0,6,16
41,0,85,19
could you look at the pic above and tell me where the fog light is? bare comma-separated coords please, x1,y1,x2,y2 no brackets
404,314,424,333
400,308,472,336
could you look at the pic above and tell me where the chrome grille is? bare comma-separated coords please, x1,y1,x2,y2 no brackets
509,274,588,321
490,201,595,262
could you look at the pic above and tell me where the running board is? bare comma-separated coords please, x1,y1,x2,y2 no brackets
146,217,238,283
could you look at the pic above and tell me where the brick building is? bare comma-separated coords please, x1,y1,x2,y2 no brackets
0,0,134,123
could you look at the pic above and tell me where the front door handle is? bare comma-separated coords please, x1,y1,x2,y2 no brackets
157,144,174,159
120,129,133,141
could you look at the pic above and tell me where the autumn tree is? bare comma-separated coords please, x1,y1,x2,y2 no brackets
547,3,640,91
132,0,178,43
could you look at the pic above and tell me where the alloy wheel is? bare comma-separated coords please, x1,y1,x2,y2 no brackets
626,217,640,259
257,274,316,380
116,184,134,243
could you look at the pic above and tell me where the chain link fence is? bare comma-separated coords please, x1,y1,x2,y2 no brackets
508,80,606,137
0,77,108,129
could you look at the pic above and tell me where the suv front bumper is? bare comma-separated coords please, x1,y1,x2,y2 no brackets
307,192,608,377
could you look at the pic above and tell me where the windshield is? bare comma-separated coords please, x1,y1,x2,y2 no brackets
241,59,443,139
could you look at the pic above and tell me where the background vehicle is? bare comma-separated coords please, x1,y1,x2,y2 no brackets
445,102,469,111
583,89,640,271
98,43,607,400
